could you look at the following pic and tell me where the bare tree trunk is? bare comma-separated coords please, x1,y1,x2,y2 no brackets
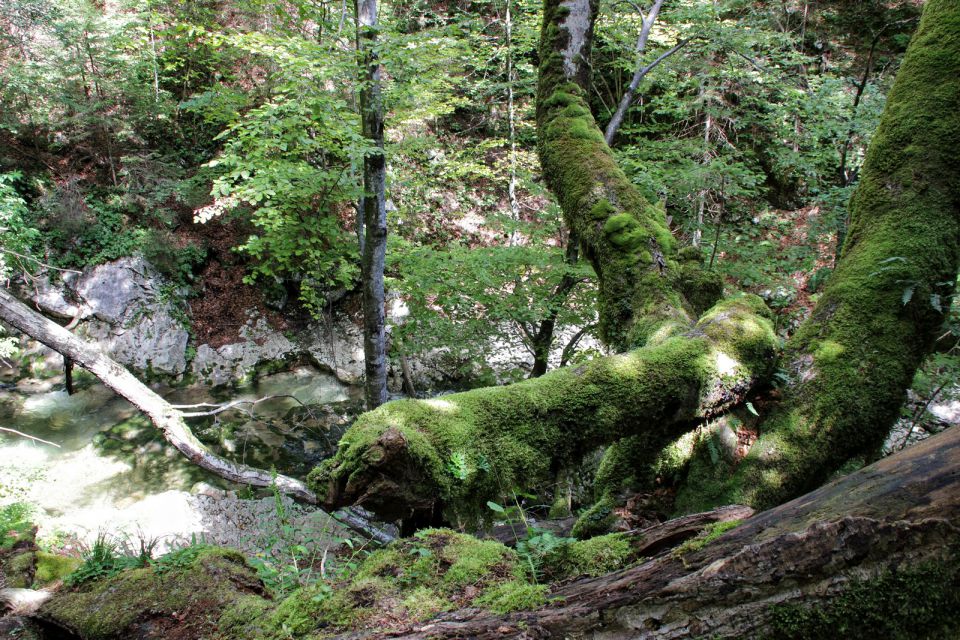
505,0,522,247
357,0,389,410
604,0,692,148
0,288,316,500
529,240,580,377
692,98,713,249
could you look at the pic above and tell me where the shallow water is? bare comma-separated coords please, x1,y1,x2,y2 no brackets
0,367,359,550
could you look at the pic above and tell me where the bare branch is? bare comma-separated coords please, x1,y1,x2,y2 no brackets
0,249,83,275
174,394,307,418
0,427,60,448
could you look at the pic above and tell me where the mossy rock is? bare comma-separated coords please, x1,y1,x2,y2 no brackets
34,551,82,586
4,550,36,588
39,547,269,640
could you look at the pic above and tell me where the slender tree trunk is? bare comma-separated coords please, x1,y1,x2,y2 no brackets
834,32,881,261
604,4,692,147
357,0,389,410
63,356,74,395
692,98,713,249
505,0,521,247
529,240,580,377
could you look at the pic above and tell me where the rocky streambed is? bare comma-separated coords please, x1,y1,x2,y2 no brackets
0,367,361,555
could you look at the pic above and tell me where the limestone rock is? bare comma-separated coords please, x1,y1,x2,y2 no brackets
27,257,190,377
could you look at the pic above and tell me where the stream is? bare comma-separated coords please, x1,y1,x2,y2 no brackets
0,366,363,554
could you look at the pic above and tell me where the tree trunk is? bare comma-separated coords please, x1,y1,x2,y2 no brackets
357,0,389,410
674,0,960,513
333,423,960,639
529,240,580,378
309,295,777,525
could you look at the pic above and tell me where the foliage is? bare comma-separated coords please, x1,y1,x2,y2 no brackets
0,502,34,551
64,533,149,586
390,236,596,375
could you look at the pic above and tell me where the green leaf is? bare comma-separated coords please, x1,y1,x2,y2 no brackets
902,286,916,306
487,501,505,513
746,402,759,417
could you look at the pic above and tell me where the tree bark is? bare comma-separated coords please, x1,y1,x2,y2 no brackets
334,423,960,639
357,0,389,410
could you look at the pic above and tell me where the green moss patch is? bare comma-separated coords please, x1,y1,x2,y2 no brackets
40,548,268,640
541,532,636,580
263,529,545,637
33,551,81,586
767,555,960,639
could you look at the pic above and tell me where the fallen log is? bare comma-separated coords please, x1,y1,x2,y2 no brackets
336,423,960,639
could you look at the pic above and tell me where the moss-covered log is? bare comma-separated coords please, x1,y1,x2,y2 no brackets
334,424,960,639
312,0,958,529
30,426,960,639
675,0,960,513
311,295,776,525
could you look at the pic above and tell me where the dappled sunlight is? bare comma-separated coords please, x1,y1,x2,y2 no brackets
714,351,741,377
424,398,459,413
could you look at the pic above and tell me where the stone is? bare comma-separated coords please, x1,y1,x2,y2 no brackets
28,257,190,377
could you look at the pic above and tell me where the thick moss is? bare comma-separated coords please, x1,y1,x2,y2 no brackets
262,529,541,637
473,580,549,613
33,551,81,586
675,0,960,512
311,297,776,526
541,532,635,580
39,548,267,640
5,551,35,588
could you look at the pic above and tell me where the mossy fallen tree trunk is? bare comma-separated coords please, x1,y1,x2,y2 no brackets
310,295,777,526
312,0,959,529
25,426,960,639
335,424,960,639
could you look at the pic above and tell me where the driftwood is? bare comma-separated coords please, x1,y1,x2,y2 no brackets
0,287,393,545
336,424,960,639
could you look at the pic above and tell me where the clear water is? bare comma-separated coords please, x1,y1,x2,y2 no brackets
0,367,360,548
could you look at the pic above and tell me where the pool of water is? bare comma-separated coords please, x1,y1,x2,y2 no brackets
0,366,361,550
